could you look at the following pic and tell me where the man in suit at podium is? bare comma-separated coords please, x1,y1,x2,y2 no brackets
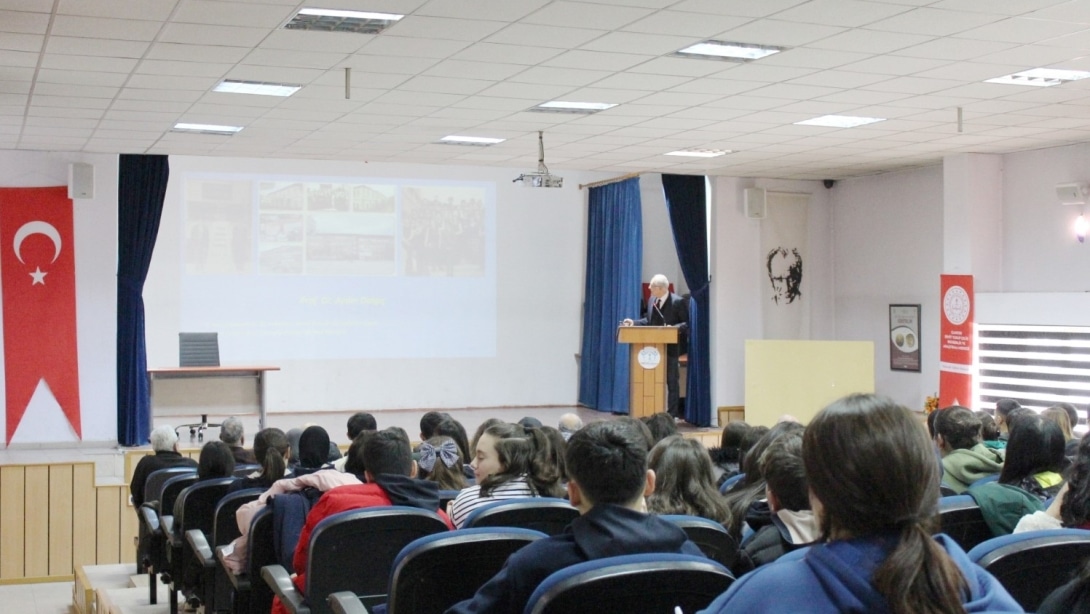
622,274,689,419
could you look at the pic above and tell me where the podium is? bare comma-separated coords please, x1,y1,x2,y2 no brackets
618,326,678,418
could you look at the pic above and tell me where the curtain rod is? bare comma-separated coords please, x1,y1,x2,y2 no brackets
579,172,642,190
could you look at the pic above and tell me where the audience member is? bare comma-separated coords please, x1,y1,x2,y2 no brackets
737,425,770,476
732,431,819,576
518,416,543,429
723,422,804,539
701,393,1021,613
446,420,703,614
271,427,451,614
419,411,447,442
557,413,583,441
448,423,564,528
641,412,679,444
333,412,377,472
708,421,750,487
1016,435,1090,532
196,440,236,480
470,418,504,457
418,435,467,491
229,428,290,493
999,412,1065,501
342,431,373,479
934,406,1004,493
614,416,655,451
646,435,730,524
537,426,569,483
130,425,198,507
219,416,257,465
1043,405,1078,460
294,425,333,476
434,418,475,481
995,398,1022,440
976,411,1004,451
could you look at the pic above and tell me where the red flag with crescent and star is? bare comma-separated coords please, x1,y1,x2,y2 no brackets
0,187,81,441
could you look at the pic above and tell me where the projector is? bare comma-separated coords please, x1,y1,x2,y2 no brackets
514,131,563,188
514,172,563,188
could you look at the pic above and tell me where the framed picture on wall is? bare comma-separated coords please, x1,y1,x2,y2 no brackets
889,304,921,372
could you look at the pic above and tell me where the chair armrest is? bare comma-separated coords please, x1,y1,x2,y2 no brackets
139,506,160,534
186,529,215,568
328,592,370,614
261,565,309,614
165,517,183,548
217,547,249,591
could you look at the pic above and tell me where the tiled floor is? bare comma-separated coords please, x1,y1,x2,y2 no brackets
0,581,74,614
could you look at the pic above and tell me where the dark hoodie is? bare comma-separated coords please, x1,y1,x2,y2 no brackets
445,503,703,614
699,534,1022,613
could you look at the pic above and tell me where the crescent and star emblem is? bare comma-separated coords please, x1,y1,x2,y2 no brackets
13,221,62,286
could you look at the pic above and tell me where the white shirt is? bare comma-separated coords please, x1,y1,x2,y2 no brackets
449,477,537,528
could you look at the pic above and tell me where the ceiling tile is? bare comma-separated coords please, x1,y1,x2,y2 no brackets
388,16,508,42
772,0,913,28
484,24,606,49
521,2,654,30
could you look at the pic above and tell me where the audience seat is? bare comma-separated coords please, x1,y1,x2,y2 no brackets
381,527,547,614
719,473,745,494
938,495,993,552
438,489,461,510
967,528,1090,611
522,553,734,614
188,488,263,613
141,472,199,605
234,464,261,477
138,467,197,575
660,515,740,569
219,506,276,614
328,592,369,614
262,506,450,614
462,498,578,536
969,474,1000,489
939,483,959,497
165,477,236,614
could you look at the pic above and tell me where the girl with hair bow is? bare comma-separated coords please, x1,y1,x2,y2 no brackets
418,436,467,491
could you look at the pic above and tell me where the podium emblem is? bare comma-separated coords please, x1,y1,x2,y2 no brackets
637,346,661,369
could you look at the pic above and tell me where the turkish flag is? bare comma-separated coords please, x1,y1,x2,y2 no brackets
0,187,81,441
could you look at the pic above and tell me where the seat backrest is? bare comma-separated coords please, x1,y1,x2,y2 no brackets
938,495,993,552
234,464,260,477
660,515,740,569
248,508,277,614
438,489,461,510
387,528,546,614
213,488,263,546
939,483,959,497
523,553,734,614
305,506,450,614
969,474,1000,489
179,331,220,367
160,474,200,519
719,473,745,494
144,466,197,508
175,478,237,536
967,528,1090,611
463,498,579,536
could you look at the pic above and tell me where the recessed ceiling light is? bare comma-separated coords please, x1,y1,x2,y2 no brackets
664,149,731,158
285,8,404,34
985,68,1090,87
439,135,506,146
673,40,785,62
172,122,244,135
530,101,618,114
214,79,302,97
794,115,886,128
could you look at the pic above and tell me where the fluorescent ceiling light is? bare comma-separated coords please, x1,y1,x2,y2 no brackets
530,101,618,114
674,40,784,62
439,135,506,145
214,79,302,97
664,149,731,158
985,68,1090,87
172,122,243,135
286,8,403,34
794,115,886,128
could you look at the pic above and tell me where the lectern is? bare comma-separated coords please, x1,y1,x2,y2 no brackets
618,326,678,418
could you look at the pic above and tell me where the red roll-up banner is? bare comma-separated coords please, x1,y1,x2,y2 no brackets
0,187,81,441
939,274,974,408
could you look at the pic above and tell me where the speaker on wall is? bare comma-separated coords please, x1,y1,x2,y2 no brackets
744,187,766,219
68,163,94,200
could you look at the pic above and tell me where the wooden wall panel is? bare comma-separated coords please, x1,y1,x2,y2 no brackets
23,465,49,577
0,465,25,579
71,464,96,570
95,486,120,565
48,465,74,576
119,487,137,564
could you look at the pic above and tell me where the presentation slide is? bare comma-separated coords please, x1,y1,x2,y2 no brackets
178,173,496,360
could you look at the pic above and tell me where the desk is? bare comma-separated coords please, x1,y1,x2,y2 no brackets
148,366,280,429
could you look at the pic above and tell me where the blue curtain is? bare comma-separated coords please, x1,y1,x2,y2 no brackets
578,178,642,412
661,174,712,427
117,155,169,446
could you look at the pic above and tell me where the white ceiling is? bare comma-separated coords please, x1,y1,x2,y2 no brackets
5,0,1090,179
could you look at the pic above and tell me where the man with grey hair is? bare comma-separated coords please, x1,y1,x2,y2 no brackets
129,424,197,506
558,413,583,441
622,274,689,418
220,416,257,465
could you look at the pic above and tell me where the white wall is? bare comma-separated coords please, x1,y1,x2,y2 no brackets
638,173,685,294
0,150,118,445
146,156,611,414
829,165,944,410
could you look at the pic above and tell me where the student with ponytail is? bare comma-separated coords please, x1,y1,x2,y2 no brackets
229,428,290,493
700,394,1022,614
448,422,564,528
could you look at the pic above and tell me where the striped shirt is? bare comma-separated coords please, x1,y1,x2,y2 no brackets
449,477,537,528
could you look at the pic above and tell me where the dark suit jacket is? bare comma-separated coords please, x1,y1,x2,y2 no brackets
635,292,688,356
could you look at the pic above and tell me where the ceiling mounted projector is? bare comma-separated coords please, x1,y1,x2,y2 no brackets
514,131,563,188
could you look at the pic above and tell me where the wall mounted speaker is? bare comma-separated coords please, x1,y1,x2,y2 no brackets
744,187,766,219
1056,182,1088,206
68,163,94,199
